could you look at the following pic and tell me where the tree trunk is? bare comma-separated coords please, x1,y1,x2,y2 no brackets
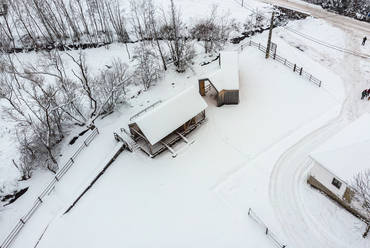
363,224,370,238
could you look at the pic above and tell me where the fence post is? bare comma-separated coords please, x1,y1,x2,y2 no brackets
266,227,268,234
300,67,303,75
284,59,286,65
84,141,88,147
259,43,260,50
309,75,312,81
248,208,251,215
70,158,74,163
293,64,296,72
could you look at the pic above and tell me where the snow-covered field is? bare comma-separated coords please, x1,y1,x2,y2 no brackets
1,0,370,247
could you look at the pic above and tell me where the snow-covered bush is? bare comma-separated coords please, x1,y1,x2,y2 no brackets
132,43,163,90
92,58,132,115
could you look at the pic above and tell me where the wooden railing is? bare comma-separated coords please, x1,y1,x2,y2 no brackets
130,100,162,121
237,40,322,87
0,127,99,248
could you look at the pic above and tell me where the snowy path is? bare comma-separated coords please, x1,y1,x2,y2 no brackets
254,0,370,247
7,130,124,248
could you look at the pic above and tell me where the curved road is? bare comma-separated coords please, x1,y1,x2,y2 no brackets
264,0,370,247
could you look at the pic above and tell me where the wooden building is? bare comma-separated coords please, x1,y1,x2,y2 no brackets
199,51,239,107
127,86,208,158
308,113,370,220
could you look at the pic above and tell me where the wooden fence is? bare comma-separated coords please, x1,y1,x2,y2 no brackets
248,208,287,248
0,127,99,248
237,40,322,87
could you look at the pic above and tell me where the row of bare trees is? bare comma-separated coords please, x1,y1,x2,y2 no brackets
129,0,235,72
129,0,196,72
0,0,128,51
0,0,236,72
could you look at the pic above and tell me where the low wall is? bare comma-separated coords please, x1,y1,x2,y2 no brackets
308,176,367,221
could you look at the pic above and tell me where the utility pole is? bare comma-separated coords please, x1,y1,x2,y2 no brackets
265,10,275,59
242,0,244,7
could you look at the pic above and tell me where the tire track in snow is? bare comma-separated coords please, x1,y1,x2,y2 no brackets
266,2,370,247
269,113,347,248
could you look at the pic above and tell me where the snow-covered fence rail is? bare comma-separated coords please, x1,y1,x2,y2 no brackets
236,41,322,87
0,127,99,248
248,208,287,248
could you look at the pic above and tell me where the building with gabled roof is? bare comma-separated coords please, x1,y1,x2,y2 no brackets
128,86,208,157
308,113,370,220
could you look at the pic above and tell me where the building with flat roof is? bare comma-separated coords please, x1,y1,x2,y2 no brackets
198,51,239,107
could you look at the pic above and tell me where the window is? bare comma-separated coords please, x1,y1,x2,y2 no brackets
332,178,342,189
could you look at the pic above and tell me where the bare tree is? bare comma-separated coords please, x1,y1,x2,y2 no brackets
92,58,132,118
66,51,98,118
160,0,195,72
133,43,163,90
352,169,370,238
130,0,167,70
190,5,235,54
0,56,61,173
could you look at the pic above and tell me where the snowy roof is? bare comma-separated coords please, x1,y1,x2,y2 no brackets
201,51,239,91
134,86,208,145
310,113,370,183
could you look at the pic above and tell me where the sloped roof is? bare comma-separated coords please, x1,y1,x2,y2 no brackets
200,51,239,91
134,86,208,145
310,113,370,183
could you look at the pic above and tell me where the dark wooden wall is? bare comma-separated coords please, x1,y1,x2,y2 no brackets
217,90,239,107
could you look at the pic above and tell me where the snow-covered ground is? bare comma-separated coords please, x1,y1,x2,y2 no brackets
1,0,370,247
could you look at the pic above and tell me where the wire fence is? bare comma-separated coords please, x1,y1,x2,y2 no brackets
248,208,287,248
236,40,322,87
0,127,99,248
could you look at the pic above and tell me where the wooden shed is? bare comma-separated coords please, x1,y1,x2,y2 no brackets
127,86,208,158
199,51,239,107
308,113,370,220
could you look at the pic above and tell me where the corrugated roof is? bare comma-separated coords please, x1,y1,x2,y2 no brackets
134,86,208,145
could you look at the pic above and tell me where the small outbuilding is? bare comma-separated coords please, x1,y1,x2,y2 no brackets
198,51,239,107
127,86,208,158
308,113,370,219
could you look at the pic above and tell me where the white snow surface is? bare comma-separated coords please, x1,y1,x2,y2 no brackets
1,0,370,248
310,113,370,183
204,51,239,91
134,86,208,145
